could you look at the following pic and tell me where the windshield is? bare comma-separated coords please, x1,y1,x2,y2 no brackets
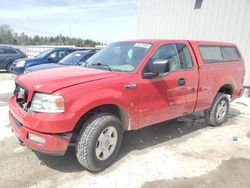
36,49,54,58
59,51,87,65
85,42,152,72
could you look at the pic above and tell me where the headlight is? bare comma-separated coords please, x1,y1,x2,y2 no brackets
16,60,26,67
30,93,64,113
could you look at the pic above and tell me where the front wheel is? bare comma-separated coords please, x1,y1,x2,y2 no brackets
76,113,123,172
204,92,229,127
6,63,12,73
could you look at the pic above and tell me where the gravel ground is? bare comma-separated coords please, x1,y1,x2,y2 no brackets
0,72,250,188
0,70,16,81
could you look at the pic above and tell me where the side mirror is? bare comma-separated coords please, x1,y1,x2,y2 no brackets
143,59,170,79
47,57,55,62
79,61,87,66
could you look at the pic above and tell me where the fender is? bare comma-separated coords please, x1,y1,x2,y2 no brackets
62,84,139,131
211,74,236,102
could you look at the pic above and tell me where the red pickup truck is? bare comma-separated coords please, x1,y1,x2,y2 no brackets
9,40,245,172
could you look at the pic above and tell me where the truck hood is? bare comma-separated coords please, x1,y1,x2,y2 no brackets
16,66,120,93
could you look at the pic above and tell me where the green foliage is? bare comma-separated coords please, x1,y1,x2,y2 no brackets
0,25,101,47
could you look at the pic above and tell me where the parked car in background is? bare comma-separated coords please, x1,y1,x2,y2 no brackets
11,48,83,74
25,49,98,73
9,40,245,172
0,46,27,72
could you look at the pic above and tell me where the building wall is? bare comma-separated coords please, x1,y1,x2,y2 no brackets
137,0,250,86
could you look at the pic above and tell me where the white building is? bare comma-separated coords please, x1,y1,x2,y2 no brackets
136,0,250,86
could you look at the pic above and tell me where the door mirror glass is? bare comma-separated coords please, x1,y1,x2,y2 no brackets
47,57,54,61
78,61,86,65
142,43,180,79
149,59,170,73
143,59,170,79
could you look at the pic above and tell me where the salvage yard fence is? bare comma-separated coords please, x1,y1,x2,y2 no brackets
0,44,96,57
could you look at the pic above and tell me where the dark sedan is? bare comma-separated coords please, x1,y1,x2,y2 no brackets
25,49,98,73
0,46,27,72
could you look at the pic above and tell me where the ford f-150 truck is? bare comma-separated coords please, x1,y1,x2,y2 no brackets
9,40,245,172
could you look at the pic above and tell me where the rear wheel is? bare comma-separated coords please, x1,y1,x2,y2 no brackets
76,113,123,172
204,92,229,127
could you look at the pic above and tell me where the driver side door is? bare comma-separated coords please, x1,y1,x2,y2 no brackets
137,43,186,128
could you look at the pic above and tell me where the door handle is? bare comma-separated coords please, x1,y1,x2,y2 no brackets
124,83,137,90
178,78,185,86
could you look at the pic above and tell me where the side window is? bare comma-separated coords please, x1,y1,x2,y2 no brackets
58,50,68,59
221,47,240,61
48,50,69,61
5,49,17,54
199,46,223,62
151,44,180,72
199,45,240,63
176,43,194,69
66,51,71,56
48,51,57,60
0,48,5,54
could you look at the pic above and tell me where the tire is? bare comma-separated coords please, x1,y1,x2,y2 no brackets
18,138,25,146
76,113,123,172
6,63,12,73
204,92,229,127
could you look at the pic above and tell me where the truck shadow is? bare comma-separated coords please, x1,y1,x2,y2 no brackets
34,148,83,172
35,108,241,173
119,112,206,156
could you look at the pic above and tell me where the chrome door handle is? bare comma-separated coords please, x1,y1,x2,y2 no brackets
124,84,137,90
178,78,185,86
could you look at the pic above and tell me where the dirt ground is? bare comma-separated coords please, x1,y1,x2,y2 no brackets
0,71,250,188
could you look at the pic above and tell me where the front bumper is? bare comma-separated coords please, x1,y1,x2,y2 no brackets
9,96,74,155
10,112,72,155
11,65,25,75
9,96,76,133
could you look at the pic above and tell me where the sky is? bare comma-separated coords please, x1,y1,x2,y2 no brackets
0,0,137,43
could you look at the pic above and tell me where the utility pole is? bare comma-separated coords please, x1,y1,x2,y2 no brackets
68,25,71,45
69,25,71,38
59,29,63,45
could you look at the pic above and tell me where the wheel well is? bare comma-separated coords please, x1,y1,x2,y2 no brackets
6,61,12,69
72,104,129,142
218,84,233,96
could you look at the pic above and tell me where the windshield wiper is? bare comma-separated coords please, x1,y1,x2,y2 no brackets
91,62,113,71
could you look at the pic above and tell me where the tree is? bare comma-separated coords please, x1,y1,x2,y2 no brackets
19,32,29,45
0,25,14,44
0,25,101,47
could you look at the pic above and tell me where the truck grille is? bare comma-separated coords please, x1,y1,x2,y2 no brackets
14,83,29,110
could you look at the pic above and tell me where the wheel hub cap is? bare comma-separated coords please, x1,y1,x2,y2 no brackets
101,136,111,149
216,100,228,122
95,126,118,161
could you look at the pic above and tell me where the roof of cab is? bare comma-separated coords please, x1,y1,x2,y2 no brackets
121,39,237,46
